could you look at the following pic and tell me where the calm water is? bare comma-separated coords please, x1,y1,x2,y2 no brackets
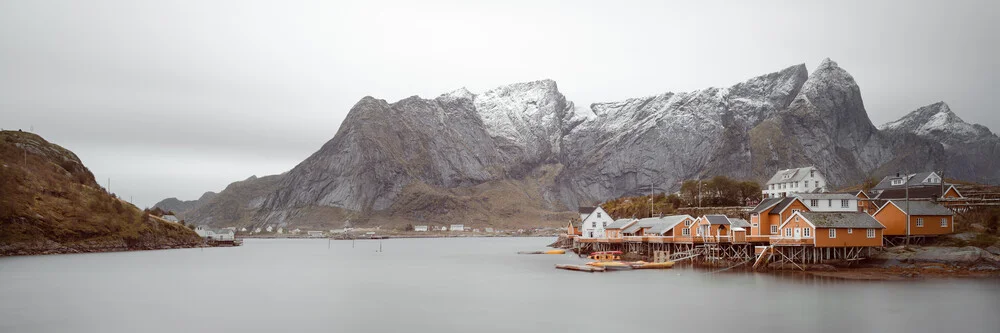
1,238,998,333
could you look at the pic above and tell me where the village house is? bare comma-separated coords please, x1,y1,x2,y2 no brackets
414,225,428,232
872,200,955,237
793,193,859,212
855,190,875,214
873,183,964,200
195,225,235,241
762,166,828,198
773,211,884,247
604,218,637,239
870,171,943,195
691,215,735,242
449,224,464,232
578,206,614,238
749,196,809,240
307,231,325,237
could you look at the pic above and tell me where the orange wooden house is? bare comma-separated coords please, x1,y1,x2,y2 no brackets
604,218,638,239
872,200,955,237
748,197,809,242
773,211,885,247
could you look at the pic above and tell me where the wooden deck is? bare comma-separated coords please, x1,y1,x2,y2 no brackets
770,237,813,246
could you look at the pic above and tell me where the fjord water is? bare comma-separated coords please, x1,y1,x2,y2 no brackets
1,238,997,333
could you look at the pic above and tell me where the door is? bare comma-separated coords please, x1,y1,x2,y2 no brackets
794,228,801,240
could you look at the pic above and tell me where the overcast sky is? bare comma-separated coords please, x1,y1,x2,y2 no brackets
1,0,997,209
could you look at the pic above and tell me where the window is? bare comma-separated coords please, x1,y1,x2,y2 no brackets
792,209,800,215
867,229,876,238
682,228,690,236
597,212,601,218
752,223,758,228
810,199,818,207
805,181,810,188
770,225,778,235
794,215,800,222
829,229,836,238
847,228,853,234
684,220,693,227
827,199,832,206
592,222,596,228
785,228,792,237
916,218,924,227
841,199,849,208
795,181,799,188
941,218,948,227
892,179,904,186
803,228,811,237
602,222,607,227
810,170,815,177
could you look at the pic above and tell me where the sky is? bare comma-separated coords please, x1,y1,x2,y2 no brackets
1,0,997,209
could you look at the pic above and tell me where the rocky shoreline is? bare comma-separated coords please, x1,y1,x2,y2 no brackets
0,239,207,257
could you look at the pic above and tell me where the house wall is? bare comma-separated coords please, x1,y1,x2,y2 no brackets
672,217,697,243
873,204,953,236
944,187,961,198
762,200,809,236
762,168,828,198
814,227,883,247
775,215,814,245
579,207,614,238
803,198,858,212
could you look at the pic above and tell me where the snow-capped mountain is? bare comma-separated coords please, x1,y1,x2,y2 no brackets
880,102,996,146
158,59,998,227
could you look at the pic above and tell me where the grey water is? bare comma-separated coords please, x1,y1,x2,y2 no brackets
0,238,997,333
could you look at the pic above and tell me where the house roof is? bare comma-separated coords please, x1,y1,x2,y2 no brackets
605,218,637,230
885,200,954,216
873,172,939,190
769,197,802,215
729,218,751,228
642,215,694,235
874,186,951,200
578,206,596,215
622,224,642,234
793,193,857,201
750,198,783,214
800,212,885,229
704,215,731,225
765,166,819,185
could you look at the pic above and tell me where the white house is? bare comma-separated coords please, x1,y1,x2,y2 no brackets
578,206,614,238
161,215,179,223
794,193,859,212
194,225,235,241
449,224,464,232
871,171,943,195
240,227,248,232
265,226,273,232
307,231,324,238
484,228,495,233
763,166,828,198
414,225,428,232
276,228,284,234
254,227,262,233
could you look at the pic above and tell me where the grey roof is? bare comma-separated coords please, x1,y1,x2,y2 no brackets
875,186,956,200
750,198,783,214
800,212,885,229
704,215,731,225
216,229,235,234
578,206,596,215
769,197,801,215
885,200,954,216
622,224,642,234
873,172,940,191
793,193,857,201
729,218,751,228
765,166,819,185
605,218,637,230
642,215,694,235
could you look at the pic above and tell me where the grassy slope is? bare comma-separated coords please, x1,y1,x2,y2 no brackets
0,131,202,255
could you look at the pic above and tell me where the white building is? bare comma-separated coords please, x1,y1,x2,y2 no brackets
265,226,273,232
793,193,859,212
763,166,828,198
449,224,464,232
414,225,428,232
578,206,614,238
277,228,284,234
871,171,942,195
484,228,494,233
307,231,324,237
194,225,235,241
161,215,179,223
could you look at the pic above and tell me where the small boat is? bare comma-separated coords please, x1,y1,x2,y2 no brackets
587,251,623,262
586,261,633,270
517,249,566,255
630,261,675,269
556,264,605,272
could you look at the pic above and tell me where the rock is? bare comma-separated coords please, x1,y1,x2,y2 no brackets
986,246,1000,256
909,246,991,264
806,264,837,272
970,265,998,272
950,232,978,242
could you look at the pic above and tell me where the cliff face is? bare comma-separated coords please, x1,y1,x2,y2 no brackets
159,59,997,228
0,131,202,255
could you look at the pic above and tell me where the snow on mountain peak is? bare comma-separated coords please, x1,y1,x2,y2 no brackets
879,102,994,144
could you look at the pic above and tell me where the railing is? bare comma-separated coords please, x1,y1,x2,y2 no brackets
770,237,813,246
623,236,645,242
746,235,773,243
647,236,674,243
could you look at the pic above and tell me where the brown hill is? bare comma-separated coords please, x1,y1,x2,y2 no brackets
0,131,202,255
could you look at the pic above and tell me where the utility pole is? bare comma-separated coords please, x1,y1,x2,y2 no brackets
698,178,702,208
649,181,654,218
905,170,910,246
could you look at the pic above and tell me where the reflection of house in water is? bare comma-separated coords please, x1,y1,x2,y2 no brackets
195,225,235,241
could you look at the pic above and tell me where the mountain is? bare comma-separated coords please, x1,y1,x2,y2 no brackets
154,191,217,215
0,131,202,255
158,59,998,229
880,101,1000,183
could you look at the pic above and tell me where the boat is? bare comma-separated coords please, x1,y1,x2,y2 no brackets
585,261,633,270
587,251,623,261
629,261,675,269
555,264,605,272
517,249,567,255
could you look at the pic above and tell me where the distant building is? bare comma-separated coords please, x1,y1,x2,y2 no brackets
254,227,262,233
484,228,494,233
266,226,273,232
793,193,859,212
578,206,614,238
277,228,284,234
194,225,235,241
871,171,942,195
472,228,481,232
161,215,179,223
307,231,324,238
414,225,428,232
450,224,464,232
763,166,828,198
240,227,248,232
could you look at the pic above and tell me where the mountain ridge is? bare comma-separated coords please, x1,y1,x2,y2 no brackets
155,59,998,228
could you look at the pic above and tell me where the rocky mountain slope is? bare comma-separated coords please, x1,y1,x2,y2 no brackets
1,131,202,255
158,59,998,229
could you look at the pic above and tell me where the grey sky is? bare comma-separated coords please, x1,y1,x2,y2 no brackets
1,0,997,209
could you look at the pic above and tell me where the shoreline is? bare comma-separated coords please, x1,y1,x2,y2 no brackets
0,243,208,257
